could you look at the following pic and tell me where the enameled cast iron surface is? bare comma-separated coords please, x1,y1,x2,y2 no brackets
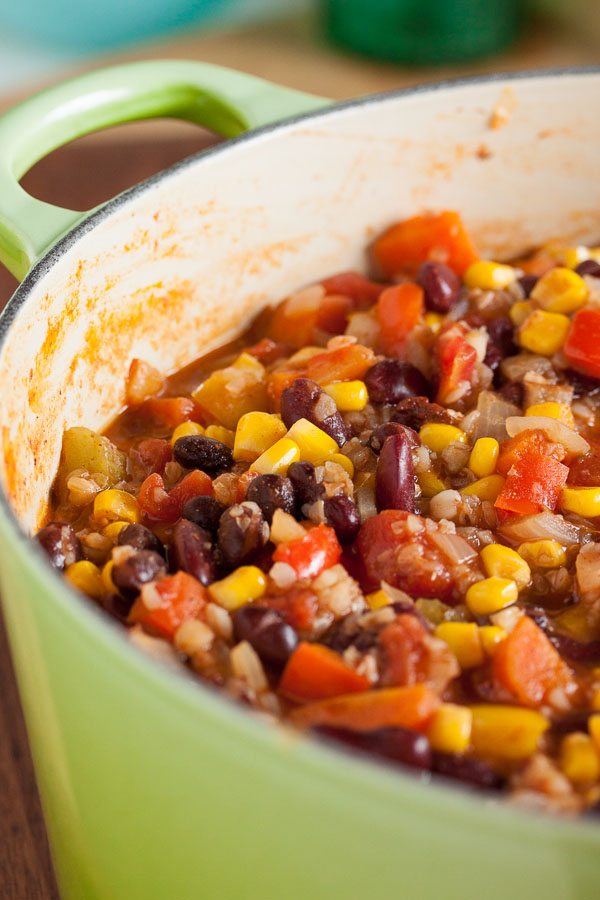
1,64,600,900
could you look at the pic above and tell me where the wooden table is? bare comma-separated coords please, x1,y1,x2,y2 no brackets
1,12,598,899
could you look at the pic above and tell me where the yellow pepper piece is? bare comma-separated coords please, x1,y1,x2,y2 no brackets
530,266,588,315
232,352,266,375
207,565,267,611
469,437,499,478
559,733,600,784
516,540,567,569
461,474,505,502
171,421,205,446
525,402,575,429
561,486,600,518
470,705,549,760
465,576,518,616
417,471,448,498
93,489,140,525
428,703,473,754
233,411,287,462
464,260,516,290
65,560,104,599
478,625,507,656
323,381,368,411
480,544,531,591
250,438,300,476
434,622,483,669
419,423,467,454
518,309,571,356
286,418,338,465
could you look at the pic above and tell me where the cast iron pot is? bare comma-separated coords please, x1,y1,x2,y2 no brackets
0,61,599,900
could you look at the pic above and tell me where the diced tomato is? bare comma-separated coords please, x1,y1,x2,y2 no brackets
494,454,569,517
356,510,457,601
564,309,600,379
267,368,305,412
138,470,213,523
436,331,477,404
129,438,172,478
306,343,375,384
316,293,353,334
289,684,441,732
140,397,203,428
321,271,386,309
492,615,576,708
373,211,478,278
496,430,564,476
268,295,320,349
245,337,290,365
260,588,319,633
280,642,370,702
169,470,214,509
129,571,207,640
272,524,342,580
379,614,458,692
377,283,424,357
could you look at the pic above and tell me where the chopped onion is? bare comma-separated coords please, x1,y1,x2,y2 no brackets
356,485,377,523
505,415,590,456
429,530,478,564
472,391,521,442
500,353,555,382
499,510,582,546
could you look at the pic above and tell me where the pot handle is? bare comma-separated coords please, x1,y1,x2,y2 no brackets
0,60,329,281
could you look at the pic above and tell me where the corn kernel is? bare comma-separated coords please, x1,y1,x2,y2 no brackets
417,471,448,498
561,486,600,519
480,544,531,590
288,346,324,365
419,423,467,454
171,421,204,446
465,576,518,616
93,489,140,524
366,589,391,610
250,438,300,476
461,474,505,502
470,705,549,760
205,425,235,448
589,714,600,751
559,732,600,784
591,689,600,712
518,309,571,356
509,301,532,326
102,521,129,540
331,452,354,478
434,622,483,669
232,351,265,375
65,560,104,599
516,539,567,569
469,437,499,478
286,418,338,465
531,266,588,314
525,402,575,429
464,260,516,290
428,703,473,754
425,312,444,335
323,380,368,411
233,411,287,462
102,560,117,593
207,565,267,611
479,625,507,656
563,246,589,270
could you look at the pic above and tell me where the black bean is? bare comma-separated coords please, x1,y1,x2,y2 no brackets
173,435,233,472
233,605,298,667
364,359,432,405
368,422,420,455
323,494,360,544
432,752,504,790
375,433,415,513
564,368,600,399
169,519,218,586
36,522,83,571
525,607,600,663
288,461,325,508
314,725,432,771
112,550,166,599
218,502,269,570
246,474,296,523
417,261,461,313
517,273,538,297
484,316,516,374
497,381,524,407
280,378,349,446
392,396,452,431
118,523,164,556
181,495,226,535
576,259,600,278
102,592,135,623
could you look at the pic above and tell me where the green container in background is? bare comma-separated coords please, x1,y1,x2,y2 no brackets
325,0,521,64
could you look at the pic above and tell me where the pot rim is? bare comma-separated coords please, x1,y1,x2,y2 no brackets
2,65,600,841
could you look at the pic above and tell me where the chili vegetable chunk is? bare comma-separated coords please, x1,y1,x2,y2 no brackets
39,210,600,817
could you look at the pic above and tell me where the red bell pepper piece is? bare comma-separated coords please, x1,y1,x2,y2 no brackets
564,308,600,378
494,453,569,517
273,524,341,580
289,684,440,732
129,571,207,640
279,642,370,702
377,283,424,357
373,211,478,278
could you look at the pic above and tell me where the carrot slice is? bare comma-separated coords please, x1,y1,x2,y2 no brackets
306,343,375,384
377,283,423,357
373,211,478,278
129,571,207,640
280,642,370,702
289,684,440,731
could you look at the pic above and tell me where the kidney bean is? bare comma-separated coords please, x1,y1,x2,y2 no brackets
551,712,593,736
36,522,83,571
103,592,135,624
233,605,298,667
392,396,452,431
375,433,415,513
526,606,600,663
280,378,349,446
169,519,218,586
432,752,504,790
364,359,432,405
288,461,325,508
118,523,165,556
368,422,420,455
181,495,226,535
217,502,269,570
315,725,432,771
576,259,600,278
112,550,166,599
246,474,296,523
417,261,461,313
323,494,361,544
517,273,538,297
173,435,233,472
